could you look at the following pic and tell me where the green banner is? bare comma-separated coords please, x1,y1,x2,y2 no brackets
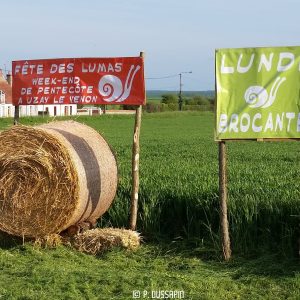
215,46,300,140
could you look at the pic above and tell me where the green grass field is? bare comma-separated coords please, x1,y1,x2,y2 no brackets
0,243,299,300
0,112,299,299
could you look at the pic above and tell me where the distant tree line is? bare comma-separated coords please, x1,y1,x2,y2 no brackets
144,93,215,113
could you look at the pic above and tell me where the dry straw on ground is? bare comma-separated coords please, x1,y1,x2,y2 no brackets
34,233,63,248
68,228,141,255
0,121,118,238
33,228,141,255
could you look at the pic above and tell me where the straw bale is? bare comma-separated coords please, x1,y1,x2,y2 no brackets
70,228,141,255
0,121,118,237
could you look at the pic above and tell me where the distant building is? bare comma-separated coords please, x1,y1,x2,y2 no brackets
0,70,14,117
0,69,77,117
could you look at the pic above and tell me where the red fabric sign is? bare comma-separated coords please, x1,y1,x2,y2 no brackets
12,57,145,106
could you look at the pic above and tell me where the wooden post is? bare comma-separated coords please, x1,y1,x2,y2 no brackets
13,105,19,125
219,141,231,260
129,51,144,231
129,105,142,230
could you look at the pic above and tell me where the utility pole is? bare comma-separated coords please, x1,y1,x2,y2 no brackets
178,71,192,111
179,73,183,111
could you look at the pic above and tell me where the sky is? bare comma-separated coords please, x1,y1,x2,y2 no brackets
1,0,300,91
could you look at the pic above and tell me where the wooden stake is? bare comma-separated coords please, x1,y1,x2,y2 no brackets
14,105,19,125
129,105,142,230
129,51,144,231
219,141,231,260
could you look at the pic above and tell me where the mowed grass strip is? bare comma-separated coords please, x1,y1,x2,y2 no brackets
0,243,299,300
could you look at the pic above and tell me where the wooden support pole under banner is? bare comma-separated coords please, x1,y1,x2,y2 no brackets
14,106,19,125
219,141,231,260
129,51,144,231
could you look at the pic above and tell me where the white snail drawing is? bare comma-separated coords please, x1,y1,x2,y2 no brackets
98,65,141,103
244,76,286,108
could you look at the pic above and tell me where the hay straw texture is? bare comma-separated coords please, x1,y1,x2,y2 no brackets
70,228,141,255
0,121,118,237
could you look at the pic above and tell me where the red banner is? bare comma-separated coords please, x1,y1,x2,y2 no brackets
12,57,145,106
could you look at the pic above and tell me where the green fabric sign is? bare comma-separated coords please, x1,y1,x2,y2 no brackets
215,46,300,140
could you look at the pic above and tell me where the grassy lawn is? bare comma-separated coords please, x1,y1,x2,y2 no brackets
0,112,299,299
0,242,299,300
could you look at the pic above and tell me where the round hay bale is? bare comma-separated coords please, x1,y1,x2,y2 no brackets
0,121,118,237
